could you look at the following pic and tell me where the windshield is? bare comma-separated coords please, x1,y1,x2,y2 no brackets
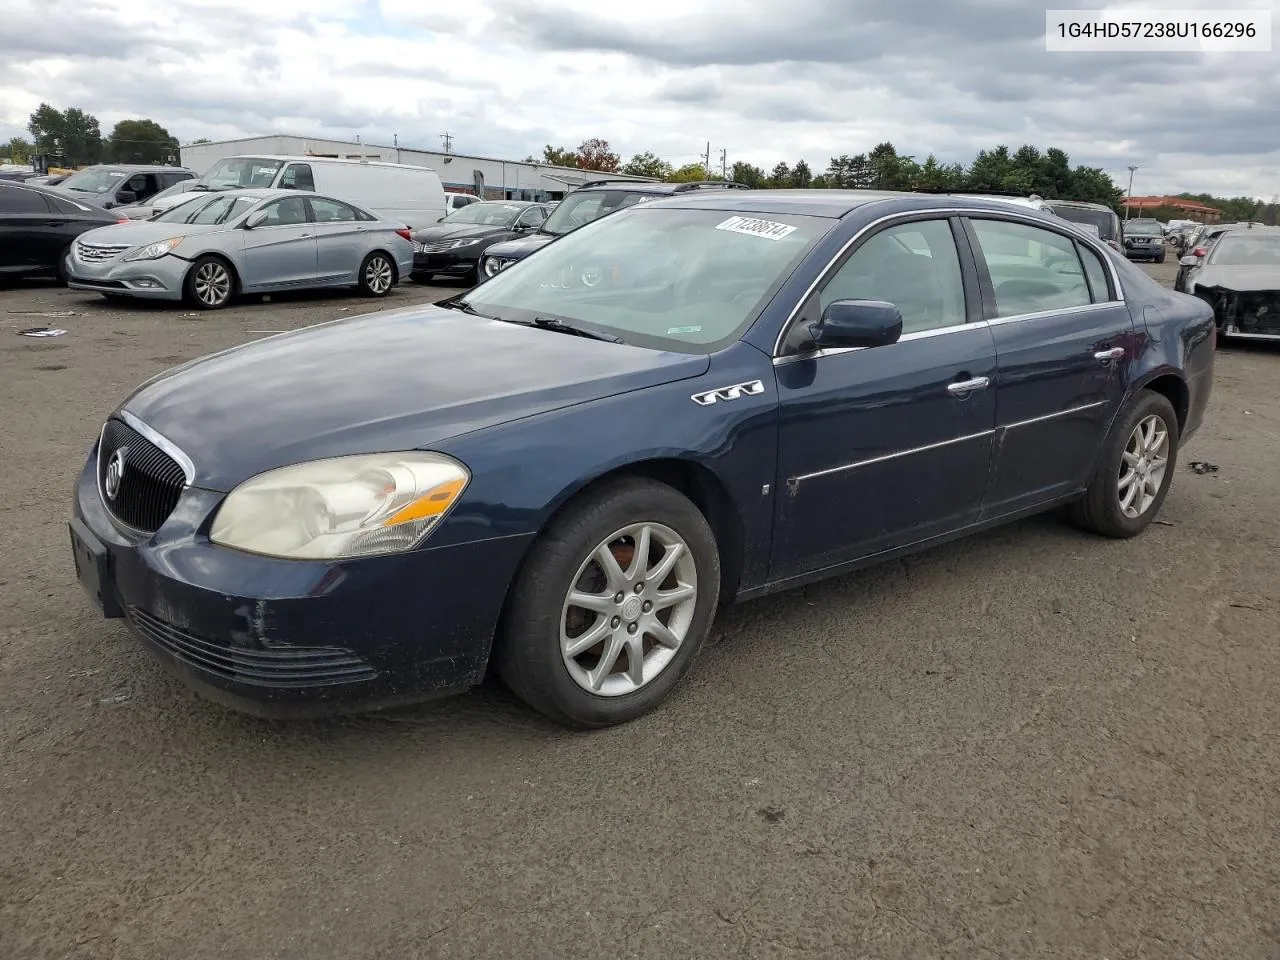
1210,234,1280,266
148,181,194,203
458,206,830,352
201,158,283,190
1125,220,1163,236
441,202,527,226
1051,205,1117,240
154,194,259,225
59,167,126,193
540,189,655,236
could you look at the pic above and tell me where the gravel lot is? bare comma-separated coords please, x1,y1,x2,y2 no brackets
2,260,1278,960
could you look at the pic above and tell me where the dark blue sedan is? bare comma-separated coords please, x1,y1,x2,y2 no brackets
69,190,1216,727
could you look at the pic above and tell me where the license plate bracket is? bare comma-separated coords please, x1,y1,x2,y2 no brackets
69,518,124,619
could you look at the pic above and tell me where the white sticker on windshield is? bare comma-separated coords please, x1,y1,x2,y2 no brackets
715,215,797,241
667,325,703,334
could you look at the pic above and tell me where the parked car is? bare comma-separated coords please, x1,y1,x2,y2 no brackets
410,200,548,283
155,155,446,228
114,179,202,219
49,164,196,210
64,188,413,309
444,192,481,215
946,193,1058,214
1122,218,1166,262
1047,199,1124,252
1174,223,1237,291
1178,226,1280,341
0,180,124,282
479,179,748,278
69,190,1215,727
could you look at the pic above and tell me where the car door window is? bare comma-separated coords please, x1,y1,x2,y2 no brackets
514,207,544,229
819,219,967,334
310,198,358,222
280,163,315,191
1078,243,1113,302
969,219,1093,317
257,197,310,226
0,186,53,213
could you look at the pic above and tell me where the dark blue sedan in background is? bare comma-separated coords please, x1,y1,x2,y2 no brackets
70,190,1216,728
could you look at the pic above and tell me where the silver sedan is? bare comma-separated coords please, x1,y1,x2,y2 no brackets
65,188,415,309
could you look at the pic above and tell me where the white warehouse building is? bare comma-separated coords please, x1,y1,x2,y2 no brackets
178,135,656,202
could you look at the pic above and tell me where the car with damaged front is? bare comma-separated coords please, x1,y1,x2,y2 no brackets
1179,226,1280,342
70,190,1216,729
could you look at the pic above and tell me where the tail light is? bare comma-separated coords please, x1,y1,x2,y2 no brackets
1192,247,1206,257
395,228,412,242
1107,239,1121,251
117,217,128,224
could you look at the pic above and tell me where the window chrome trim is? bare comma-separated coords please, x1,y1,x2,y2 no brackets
984,302,1119,327
789,429,996,487
772,205,1127,358
1001,400,1108,431
117,409,196,485
772,318,984,366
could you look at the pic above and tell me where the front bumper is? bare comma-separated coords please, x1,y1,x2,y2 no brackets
412,247,483,278
1124,243,1165,261
65,252,187,301
70,453,533,716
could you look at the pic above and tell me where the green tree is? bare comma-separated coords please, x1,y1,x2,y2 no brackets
621,150,672,179
916,155,965,190
789,159,813,188
28,103,102,165
729,161,766,187
667,162,715,182
576,138,620,172
1069,165,1125,209
107,119,177,164
824,154,874,189
541,144,579,167
766,162,791,188
2,136,32,163
191,138,212,145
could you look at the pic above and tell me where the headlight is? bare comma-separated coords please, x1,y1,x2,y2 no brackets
209,452,470,560
442,239,479,250
124,237,184,261
482,257,507,277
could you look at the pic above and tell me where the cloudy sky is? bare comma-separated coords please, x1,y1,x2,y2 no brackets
2,0,1277,198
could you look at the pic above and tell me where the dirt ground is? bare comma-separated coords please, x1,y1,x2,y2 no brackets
2,260,1278,960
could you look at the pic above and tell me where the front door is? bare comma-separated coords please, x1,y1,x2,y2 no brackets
963,216,1136,516
240,196,318,289
771,217,998,580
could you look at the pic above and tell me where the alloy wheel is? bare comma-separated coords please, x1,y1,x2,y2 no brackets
560,522,698,697
1117,413,1170,519
365,256,393,294
193,262,231,307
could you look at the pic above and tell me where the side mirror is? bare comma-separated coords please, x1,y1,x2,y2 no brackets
808,300,903,350
243,211,267,229
1179,255,1198,267
115,189,137,205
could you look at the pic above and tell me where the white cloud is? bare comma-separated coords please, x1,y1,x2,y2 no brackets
1,0,1276,199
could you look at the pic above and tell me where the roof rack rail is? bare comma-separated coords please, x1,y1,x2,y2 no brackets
577,178,660,189
911,187,1028,198
672,180,750,192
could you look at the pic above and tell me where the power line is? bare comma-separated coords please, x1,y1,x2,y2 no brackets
441,131,453,154
720,148,727,179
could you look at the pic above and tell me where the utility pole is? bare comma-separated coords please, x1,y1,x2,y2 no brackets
1125,164,1138,220
703,141,711,178
441,132,453,154
720,148,727,179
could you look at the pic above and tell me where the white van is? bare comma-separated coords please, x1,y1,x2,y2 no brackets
153,155,447,228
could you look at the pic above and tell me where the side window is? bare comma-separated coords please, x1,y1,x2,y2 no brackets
257,197,310,226
970,219,1093,318
46,193,87,216
280,163,315,191
515,207,544,228
0,187,52,214
310,198,357,222
1078,243,1112,302
819,219,967,334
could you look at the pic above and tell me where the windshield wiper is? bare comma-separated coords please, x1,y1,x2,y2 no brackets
439,297,493,319
530,316,624,343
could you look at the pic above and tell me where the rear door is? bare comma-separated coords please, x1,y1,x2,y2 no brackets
309,196,367,282
0,184,57,271
240,196,319,288
963,216,1135,516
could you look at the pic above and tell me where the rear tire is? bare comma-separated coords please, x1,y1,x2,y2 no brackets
495,477,721,728
1068,391,1180,539
184,256,236,310
358,251,395,296
55,245,71,284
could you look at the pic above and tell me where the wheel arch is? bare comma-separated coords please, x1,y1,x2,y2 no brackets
1133,369,1189,433
186,251,241,288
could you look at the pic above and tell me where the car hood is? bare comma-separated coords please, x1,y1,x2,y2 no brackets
77,219,227,246
411,222,510,242
119,304,711,491
1195,265,1280,292
485,232,556,260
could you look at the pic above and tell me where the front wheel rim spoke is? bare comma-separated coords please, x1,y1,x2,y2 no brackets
564,618,611,657
646,619,681,649
590,633,625,690
568,590,613,614
624,635,646,686
595,542,627,592
653,583,695,611
646,542,684,586
629,525,652,580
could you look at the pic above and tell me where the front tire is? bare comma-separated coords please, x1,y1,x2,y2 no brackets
184,256,236,310
495,477,721,728
358,251,395,297
1068,391,1180,538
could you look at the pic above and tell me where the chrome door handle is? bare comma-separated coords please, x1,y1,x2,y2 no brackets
299,233,312,238
1095,347,1125,361
947,376,990,395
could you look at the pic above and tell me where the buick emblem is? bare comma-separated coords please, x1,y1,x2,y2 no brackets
104,447,128,501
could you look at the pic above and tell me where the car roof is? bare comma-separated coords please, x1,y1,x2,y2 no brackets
574,178,749,195
0,178,111,208
468,199,542,207
73,163,195,173
1048,199,1115,212
633,188,1087,221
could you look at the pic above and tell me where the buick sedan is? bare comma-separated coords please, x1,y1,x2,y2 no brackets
70,190,1216,727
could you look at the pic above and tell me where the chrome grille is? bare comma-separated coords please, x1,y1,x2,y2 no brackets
77,241,130,263
97,418,187,533
416,240,458,253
